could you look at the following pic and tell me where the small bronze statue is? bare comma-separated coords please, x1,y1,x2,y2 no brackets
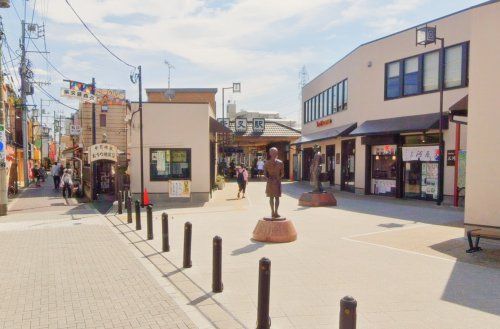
310,144,323,193
264,147,284,219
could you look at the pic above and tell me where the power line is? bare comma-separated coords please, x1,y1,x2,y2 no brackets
28,38,69,80
10,0,22,21
65,0,136,69
34,83,79,111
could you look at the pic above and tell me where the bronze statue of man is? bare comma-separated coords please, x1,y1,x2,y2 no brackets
264,147,284,218
310,144,323,193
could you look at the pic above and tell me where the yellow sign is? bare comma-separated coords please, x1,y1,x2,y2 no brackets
169,180,191,198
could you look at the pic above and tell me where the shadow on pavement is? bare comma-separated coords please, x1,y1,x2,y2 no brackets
282,182,463,226
231,242,265,256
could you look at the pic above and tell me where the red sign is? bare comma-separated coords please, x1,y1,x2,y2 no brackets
316,118,332,127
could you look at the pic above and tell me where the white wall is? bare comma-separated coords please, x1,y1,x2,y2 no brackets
129,103,211,195
464,2,500,227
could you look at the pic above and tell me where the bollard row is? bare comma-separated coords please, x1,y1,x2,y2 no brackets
127,204,358,329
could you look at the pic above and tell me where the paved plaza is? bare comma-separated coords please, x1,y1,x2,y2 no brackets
1,180,499,329
0,182,196,329
110,181,500,329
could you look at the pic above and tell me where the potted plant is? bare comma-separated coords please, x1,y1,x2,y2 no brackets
215,175,225,190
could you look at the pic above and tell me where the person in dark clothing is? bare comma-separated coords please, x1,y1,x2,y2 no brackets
32,165,40,187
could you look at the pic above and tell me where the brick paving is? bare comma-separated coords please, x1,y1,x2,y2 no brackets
0,181,197,329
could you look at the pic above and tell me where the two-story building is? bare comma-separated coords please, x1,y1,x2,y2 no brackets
291,0,499,205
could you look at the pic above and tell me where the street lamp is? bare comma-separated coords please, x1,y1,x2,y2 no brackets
221,82,241,121
416,24,445,206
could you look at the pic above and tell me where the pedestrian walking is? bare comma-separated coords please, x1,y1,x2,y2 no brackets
236,165,249,199
32,165,41,187
51,162,61,190
38,166,46,182
61,169,73,199
257,158,265,177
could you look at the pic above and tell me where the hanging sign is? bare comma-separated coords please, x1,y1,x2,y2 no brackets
70,125,82,136
217,118,229,128
89,143,118,162
60,80,96,103
0,124,5,168
235,118,247,132
169,180,191,198
402,145,439,162
253,118,265,132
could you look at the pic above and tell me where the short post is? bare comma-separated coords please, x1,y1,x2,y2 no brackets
117,190,123,214
339,296,357,329
183,222,192,268
256,257,271,329
212,236,223,293
126,193,132,224
135,200,141,230
146,205,153,240
162,213,170,252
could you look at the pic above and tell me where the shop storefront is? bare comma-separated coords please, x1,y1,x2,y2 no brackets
370,144,397,196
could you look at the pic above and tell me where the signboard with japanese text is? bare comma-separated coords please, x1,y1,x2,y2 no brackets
402,145,439,162
0,124,5,168
70,125,82,136
61,88,96,103
235,118,247,132
89,143,118,162
218,118,229,127
169,180,191,198
446,150,456,166
253,118,265,132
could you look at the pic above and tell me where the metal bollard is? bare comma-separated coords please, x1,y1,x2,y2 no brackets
135,200,141,230
126,194,132,224
212,236,223,293
339,296,357,329
161,213,170,252
256,257,271,329
117,190,123,214
146,205,153,240
183,222,192,268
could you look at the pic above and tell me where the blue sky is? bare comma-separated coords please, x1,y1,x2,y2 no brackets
1,0,485,129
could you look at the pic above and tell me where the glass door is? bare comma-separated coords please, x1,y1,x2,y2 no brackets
341,139,355,192
404,162,421,199
326,145,335,186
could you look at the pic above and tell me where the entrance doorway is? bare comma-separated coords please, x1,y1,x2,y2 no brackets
341,139,355,192
302,148,314,181
326,145,335,186
404,162,438,200
293,154,299,181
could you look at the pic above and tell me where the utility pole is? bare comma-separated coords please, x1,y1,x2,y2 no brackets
20,20,29,187
91,77,96,200
138,66,144,206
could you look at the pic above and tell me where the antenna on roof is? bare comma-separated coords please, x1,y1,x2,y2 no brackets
299,65,309,98
164,60,175,100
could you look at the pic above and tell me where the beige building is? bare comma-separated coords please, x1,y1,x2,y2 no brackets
463,2,500,230
292,1,499,207
128,88,227,203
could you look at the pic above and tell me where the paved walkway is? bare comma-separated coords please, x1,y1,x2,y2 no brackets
110,181,500,329
0,180,197,329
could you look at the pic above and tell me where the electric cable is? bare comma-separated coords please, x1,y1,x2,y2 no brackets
34,83,79,111
65,0,136,69
28,38,69,80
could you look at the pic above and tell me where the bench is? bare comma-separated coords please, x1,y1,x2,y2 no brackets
466,228,500,253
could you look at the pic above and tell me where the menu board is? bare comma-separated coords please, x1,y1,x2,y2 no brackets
421,162,438,199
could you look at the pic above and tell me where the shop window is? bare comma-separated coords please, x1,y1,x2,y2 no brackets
423,51,439,92
404,134,439,145
150,148,191,181
403,56,420,95
99,114,106,127
386,61,401,98
371,145,397,196
444,44,463,88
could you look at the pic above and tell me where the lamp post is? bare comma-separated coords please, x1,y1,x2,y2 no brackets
221,82,241,121
416,25,445,206
130,66,144,206
0,9,8,215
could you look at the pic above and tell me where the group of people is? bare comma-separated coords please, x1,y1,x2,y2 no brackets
50,162,74,198
31,164,46,187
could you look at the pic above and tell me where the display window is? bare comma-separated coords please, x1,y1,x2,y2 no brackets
371,145,397,196
402,144,439,200
150,148,191,181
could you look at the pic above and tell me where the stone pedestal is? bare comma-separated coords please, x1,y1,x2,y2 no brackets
299,191,337,207
252,218,297,243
